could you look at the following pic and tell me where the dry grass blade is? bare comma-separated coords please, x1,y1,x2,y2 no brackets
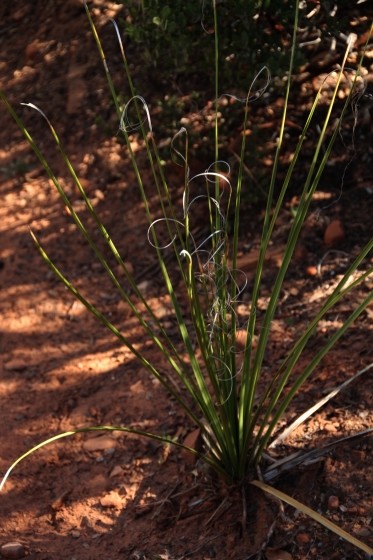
269,363,373,448
251,480,373,556
263,428,373,482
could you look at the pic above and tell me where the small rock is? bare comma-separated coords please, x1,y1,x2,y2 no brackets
100,491,122,509
80,516,94,530
70,530,81,539
13,66,37,81
103,447,115,457
4,359,27,372
0,542,26,559
347,506,358,514
93,188,105,200
328,495,339,510
296,532,311,545
25,40,41,61
354,526,371,537
67,300,86,319
109,465,124,478
323,422,338,433
137,280,152,294
82,435,117,452
154,304,171,319
123,261,134,276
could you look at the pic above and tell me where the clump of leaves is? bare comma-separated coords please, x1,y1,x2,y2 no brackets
1,2,372,555
120,0,350,93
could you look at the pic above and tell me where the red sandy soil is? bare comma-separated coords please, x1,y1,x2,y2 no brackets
0,2,372,559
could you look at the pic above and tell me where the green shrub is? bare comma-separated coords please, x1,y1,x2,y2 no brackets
121,0,297,94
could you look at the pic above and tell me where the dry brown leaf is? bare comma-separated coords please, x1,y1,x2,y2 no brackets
323,219,345,246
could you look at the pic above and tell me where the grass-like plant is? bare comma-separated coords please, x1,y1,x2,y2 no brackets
1,2,372,555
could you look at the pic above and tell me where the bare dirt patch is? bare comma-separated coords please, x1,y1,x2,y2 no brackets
1,2,372,559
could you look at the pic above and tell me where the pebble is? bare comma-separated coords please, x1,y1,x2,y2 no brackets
120,261,134,276
289,287,299,296
137,280,152,294
296,532,311,545
0,542,26,559
4,359,27,371
109,465,124,478
328,495,339,509
99,491,122,509
354,526,371,537
82,435,117,452
323,422,338,433
67,300,86,319
70,530,81,539
25,40,41,61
